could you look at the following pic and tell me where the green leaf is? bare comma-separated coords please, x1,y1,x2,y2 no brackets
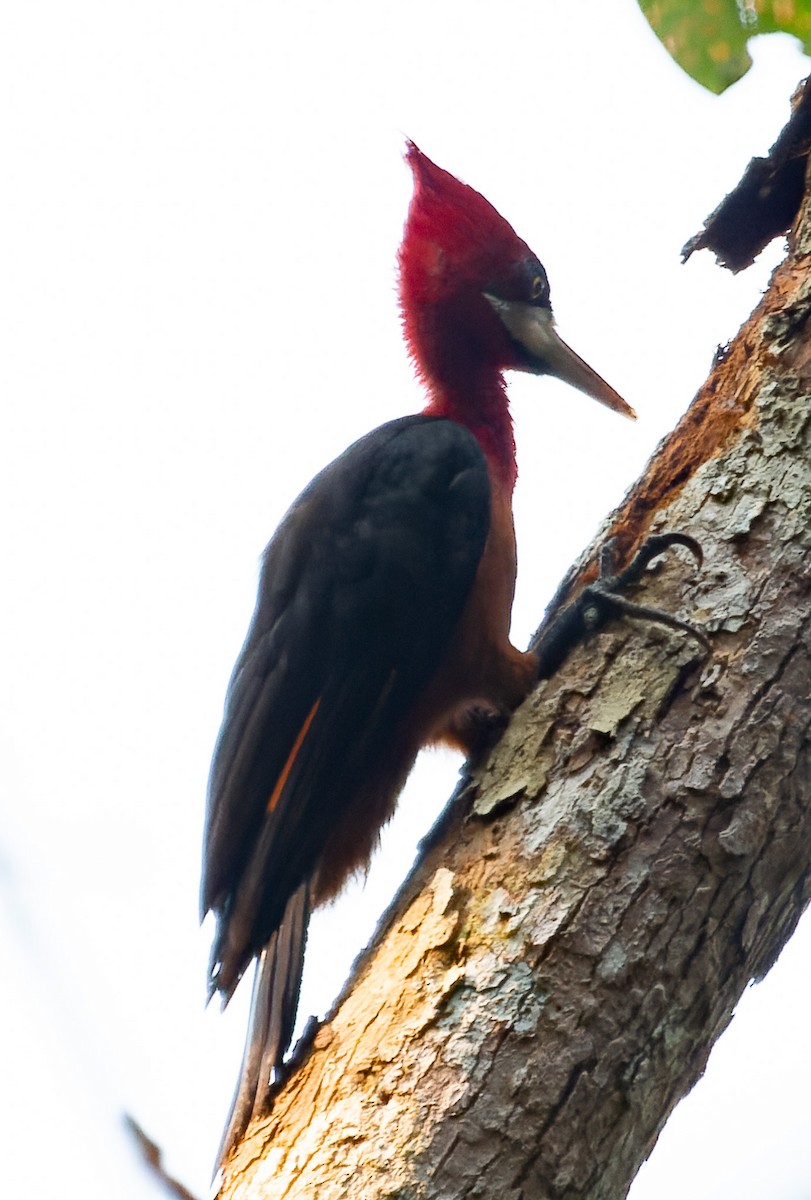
638,0,811,94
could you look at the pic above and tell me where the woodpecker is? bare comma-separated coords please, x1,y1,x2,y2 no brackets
202,143,635,1164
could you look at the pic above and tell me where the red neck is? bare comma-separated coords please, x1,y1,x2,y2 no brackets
422,374,517,494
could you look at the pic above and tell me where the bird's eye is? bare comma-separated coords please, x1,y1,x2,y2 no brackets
530,274,547,301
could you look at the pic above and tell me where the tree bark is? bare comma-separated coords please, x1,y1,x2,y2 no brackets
218,129,811,1200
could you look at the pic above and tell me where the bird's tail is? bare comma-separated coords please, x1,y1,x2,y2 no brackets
216,880,310,1170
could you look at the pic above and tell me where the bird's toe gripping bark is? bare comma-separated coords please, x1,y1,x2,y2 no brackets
444,704,512,761
531,532,710,681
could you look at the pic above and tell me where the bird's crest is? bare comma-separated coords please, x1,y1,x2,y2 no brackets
399,142,531,309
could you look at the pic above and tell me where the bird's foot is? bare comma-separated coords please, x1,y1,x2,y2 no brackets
530,532,710,680
441,704,511,761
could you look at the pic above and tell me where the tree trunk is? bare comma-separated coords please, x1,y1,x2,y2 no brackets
218,119,811,1200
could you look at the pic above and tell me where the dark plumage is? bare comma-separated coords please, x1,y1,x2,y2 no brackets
203,142,632,1167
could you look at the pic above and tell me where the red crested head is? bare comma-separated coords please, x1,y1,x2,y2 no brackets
397,143,633,487
400,142,535,311
399,143,541,401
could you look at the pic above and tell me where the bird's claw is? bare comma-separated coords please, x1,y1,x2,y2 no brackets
598,531,703,591
531,531,709,680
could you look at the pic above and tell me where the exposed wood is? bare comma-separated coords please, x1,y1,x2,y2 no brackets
218,145,811,1200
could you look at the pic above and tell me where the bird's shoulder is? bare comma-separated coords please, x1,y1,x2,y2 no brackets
254,414,491,628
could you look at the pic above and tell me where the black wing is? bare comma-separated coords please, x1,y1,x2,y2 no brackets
202,414,490,999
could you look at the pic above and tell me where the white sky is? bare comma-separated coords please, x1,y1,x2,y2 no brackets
1,3,809,1197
